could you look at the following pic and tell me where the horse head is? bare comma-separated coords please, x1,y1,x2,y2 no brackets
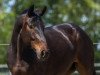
20,5,49,61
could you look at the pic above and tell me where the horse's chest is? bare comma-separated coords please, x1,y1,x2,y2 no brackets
32,62,71,75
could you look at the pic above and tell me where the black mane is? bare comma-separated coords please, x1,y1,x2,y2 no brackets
20,9,29,14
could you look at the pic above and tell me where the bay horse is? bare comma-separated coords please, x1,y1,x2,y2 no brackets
7,5,96,75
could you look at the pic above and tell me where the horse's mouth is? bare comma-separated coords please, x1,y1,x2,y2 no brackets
31,47,50,61
36,50,50,61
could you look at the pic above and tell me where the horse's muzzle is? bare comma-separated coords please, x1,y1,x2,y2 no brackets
37,50,50,61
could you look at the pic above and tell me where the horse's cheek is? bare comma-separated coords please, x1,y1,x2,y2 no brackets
21,34,30,44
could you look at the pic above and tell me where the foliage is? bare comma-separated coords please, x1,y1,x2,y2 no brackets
95,51,100,63
0,0,100,63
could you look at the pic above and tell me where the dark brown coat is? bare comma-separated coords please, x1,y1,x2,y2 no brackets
7,5,95,75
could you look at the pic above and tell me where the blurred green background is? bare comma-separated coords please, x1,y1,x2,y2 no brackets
0,0,100,64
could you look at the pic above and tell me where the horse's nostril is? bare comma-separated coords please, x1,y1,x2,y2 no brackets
41,50,46,58
41,50,49,59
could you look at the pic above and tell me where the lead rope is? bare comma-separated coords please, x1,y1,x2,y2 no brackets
16,16,27,66
16,29,22,65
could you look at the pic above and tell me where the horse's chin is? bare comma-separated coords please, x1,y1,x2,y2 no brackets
36,57,47,62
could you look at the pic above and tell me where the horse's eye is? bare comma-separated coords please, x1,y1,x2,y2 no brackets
30,34,35,41
28,19,35,28
29,25,34,29
31,38,35,41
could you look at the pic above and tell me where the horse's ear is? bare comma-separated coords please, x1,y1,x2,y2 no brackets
28,5,34,17
39,6,47,16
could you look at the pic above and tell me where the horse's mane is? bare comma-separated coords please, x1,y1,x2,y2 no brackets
11,9,28,49
20,9,29,14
